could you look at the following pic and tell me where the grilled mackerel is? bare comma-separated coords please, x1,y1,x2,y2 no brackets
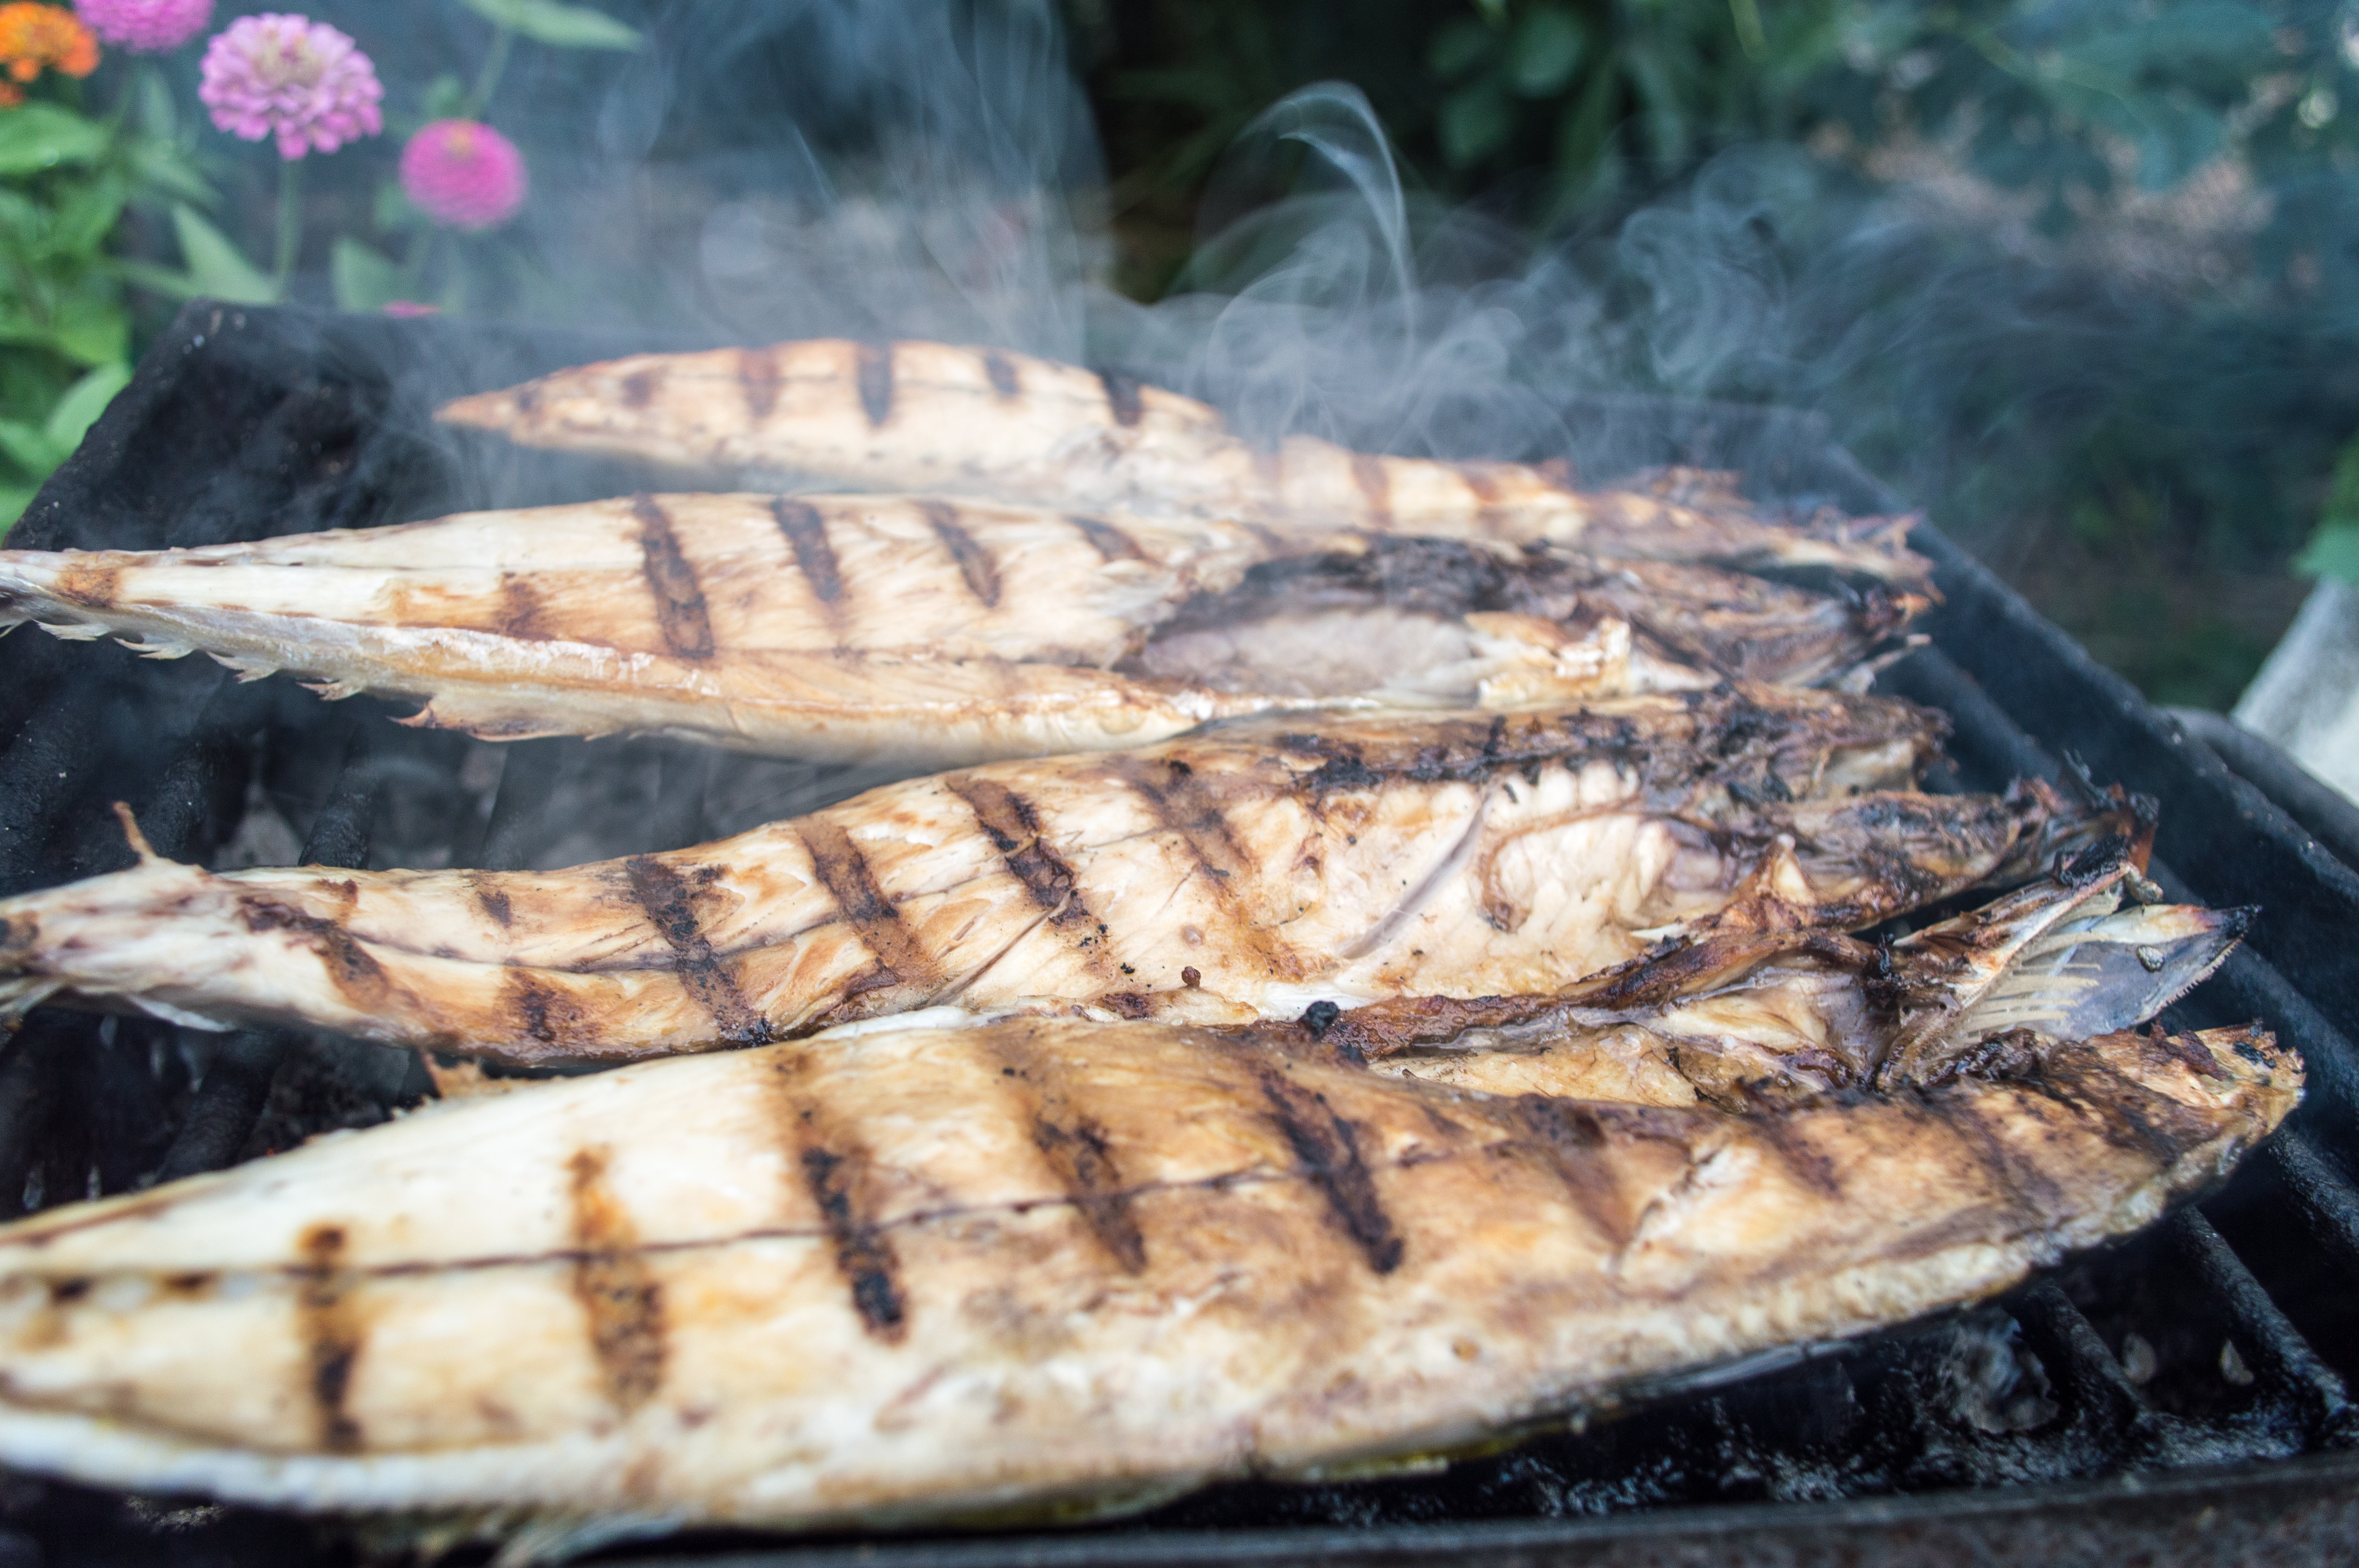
0,500,1926,763
434,339,1933,590
0,1009,2296,1531
0,689,2118,1064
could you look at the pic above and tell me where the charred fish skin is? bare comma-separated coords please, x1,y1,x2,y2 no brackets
0,504,1930,765
432,339,1935,590
0,1014,2297,1529
0,687,2105,1065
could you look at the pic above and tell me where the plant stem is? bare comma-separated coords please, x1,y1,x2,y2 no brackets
468,26,516,118
273,158,303,285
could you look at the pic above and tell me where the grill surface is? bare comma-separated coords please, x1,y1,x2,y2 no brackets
0,302,2352,1566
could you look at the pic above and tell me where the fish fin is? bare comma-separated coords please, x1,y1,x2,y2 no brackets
208,652,281,682
111,802,160,864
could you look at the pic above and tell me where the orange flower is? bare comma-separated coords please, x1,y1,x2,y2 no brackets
0,3,100,107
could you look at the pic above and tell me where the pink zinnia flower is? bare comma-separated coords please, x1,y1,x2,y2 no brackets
400,119,527,230
74,0,210,53
198,13,381,160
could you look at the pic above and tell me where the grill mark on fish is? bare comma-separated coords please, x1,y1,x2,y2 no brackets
631,495,716,661
798,819,944,1006
923,502,1003,608
1458,465,1508,528
494,573,550,641
1508,1097,1637,1247
773,1056,910,1341
990,1034,1148,1273
622,856,767,1042
467,874,512,928
946,777,1102,956
237,896,389,1011
1752,1112,1843,1198
1254,1066,1403,1273
566,1147,667,1413
738,347,783,422
771,497,846,615
504,970,585,1049
1351,454,1393,531
1111,757,1306,980
1098,370,1144,427
981,350,1021,400
856,343,894,427
296,1224,365,1454
620,368,663,409
1068,514,1143,563
51,563,120,610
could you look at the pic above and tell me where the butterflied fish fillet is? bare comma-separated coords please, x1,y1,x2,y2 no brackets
434,339,1934,590
0,1011,2296,1531
0,689,2120,1063
0,501,1928,764
1329,839,2248,1107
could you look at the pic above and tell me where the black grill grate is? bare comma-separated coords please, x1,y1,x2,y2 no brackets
0,302,2352,1564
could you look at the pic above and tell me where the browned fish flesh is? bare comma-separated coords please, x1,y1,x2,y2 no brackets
0,1008,2296,1531
1318,839,2247,1107
0,689,2119,1064
0,500,1930,764
433,339,1936,590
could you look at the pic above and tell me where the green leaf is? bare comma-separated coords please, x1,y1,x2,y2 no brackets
49,177,129,260
171,204,280,305
2295,522,2359,584
0,485,36,535
42,363,131,456
0,103,110,178
1508,6,1585,96
419,73,473,123
374,178,431,232
0,418,65,479
125,140,217,208
331,237,408,312
1438,81,1515,168
47,292,129,367
135,67,177,140
1429,21,1499,83
453,0,640,50
109,257,204,301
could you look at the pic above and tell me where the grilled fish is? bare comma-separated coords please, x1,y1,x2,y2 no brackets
0,501,1926,764
1327,842,2246,1106
0,689,2118,1064
0,1009,2296,1531
434,339,1934,590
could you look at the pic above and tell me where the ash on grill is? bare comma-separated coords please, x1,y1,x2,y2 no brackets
0,305,2351,1566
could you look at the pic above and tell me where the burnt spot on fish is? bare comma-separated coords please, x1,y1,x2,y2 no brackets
947,777,1101,951
1351,454,1393,531
504,971,589,1050
799,819,945,1008
469,875,513,928
1113,756,1307,981
1507,1097,1637,1247
623,856,767,1043
923,502,1003,608
631,495,716,661
1256,1068,1403,1274
495,573,550,642
620,368,663,409
50,563,119,610
296,1224,365,1454
856,343,895,427
512,384,542,418
772,498,845,606
1458,464,1507,527
781,1105,909,1341
1752,1112,1844,1198
1098,370,1145,427
1068,514,1143,563
567,1147,667,1414
738,346,784,422
981,350,1021,399
237,897,389,1011
1032,1116,1147,1273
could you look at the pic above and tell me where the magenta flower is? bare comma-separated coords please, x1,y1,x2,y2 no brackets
400,120,528,230
198,13,382,160
74,0,211,53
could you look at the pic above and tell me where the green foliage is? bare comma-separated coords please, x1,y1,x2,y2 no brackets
2297,436,2359,584
452,0,641,51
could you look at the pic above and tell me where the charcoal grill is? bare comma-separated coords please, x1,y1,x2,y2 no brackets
0,302,2353,1566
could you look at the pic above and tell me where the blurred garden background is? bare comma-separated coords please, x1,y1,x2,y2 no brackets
5,0,2359,710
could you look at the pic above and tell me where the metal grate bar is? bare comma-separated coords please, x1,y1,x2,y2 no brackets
2268,1130,2359,1278
469,737,565,871
2170,1209,2359,1448
2010,1278,2155,1451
